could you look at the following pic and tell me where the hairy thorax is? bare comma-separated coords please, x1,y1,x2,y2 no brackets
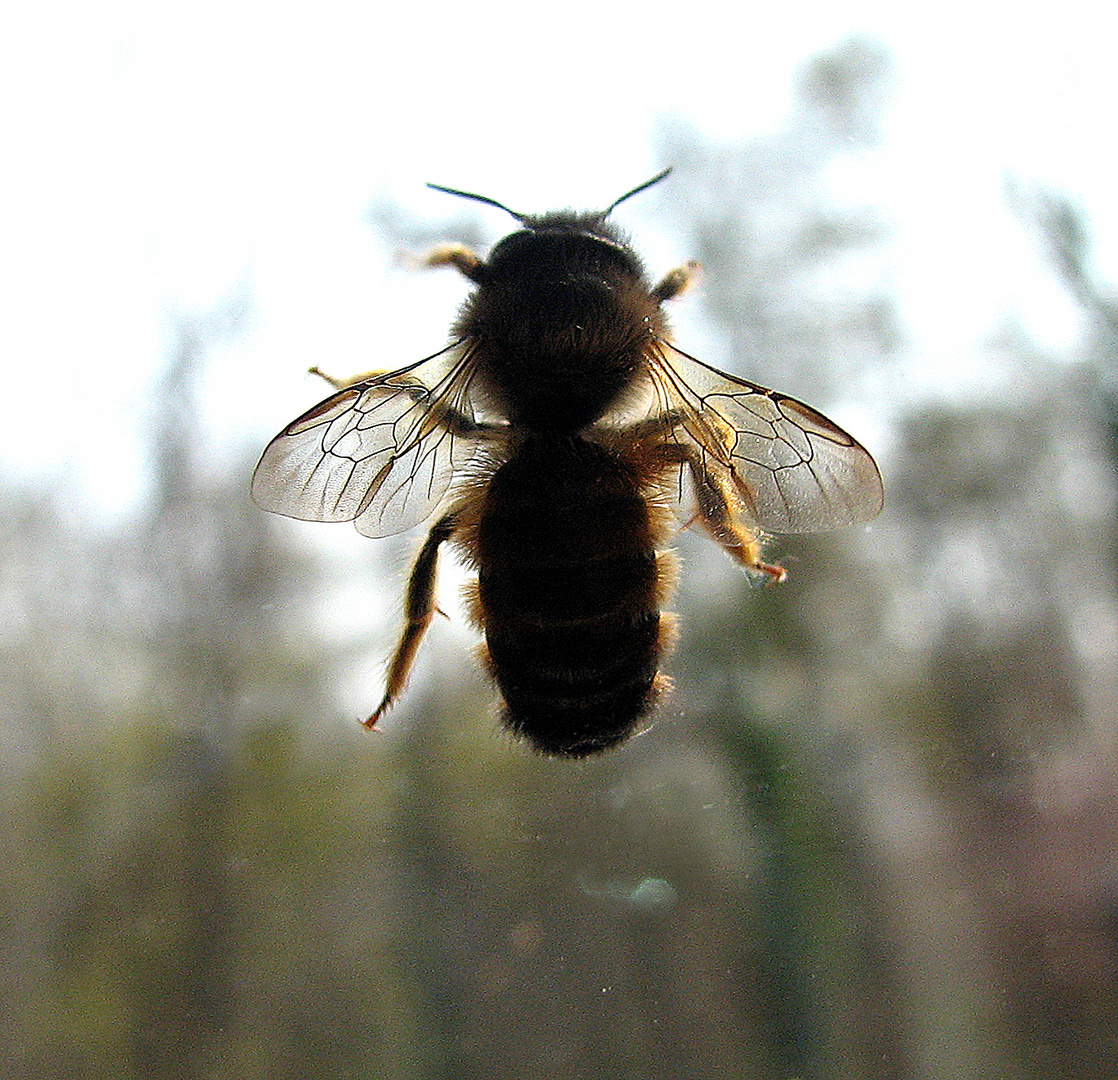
457,243,666,430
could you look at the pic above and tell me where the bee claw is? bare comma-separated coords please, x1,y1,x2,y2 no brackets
308,365,340,387
759,560,787,583
362,704,389,731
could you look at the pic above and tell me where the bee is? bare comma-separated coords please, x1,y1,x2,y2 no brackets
252,170,883,757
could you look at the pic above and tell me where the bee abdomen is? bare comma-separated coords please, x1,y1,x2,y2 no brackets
484,607,663,757
475,436,668,757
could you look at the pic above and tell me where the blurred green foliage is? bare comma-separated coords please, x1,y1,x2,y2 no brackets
4,37,1118,1080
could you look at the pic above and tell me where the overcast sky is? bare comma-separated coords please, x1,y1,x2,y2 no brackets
3,1,1115,513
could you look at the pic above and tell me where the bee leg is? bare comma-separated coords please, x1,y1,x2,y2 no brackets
652,443,787,582
308,367,431,395
692,467,787,582
308,366,375,390
423,243,485,282
307,366,391,390
308,367,498,441
651,260,701,302
365,511,460,730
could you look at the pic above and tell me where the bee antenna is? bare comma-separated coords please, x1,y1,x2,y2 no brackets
604,168,673,215
426,183,526,223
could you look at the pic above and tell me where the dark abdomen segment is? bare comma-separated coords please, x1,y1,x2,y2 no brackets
475,435,665,756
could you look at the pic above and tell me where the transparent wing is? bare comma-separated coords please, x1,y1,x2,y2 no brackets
252,342,503,537
646,341,883,533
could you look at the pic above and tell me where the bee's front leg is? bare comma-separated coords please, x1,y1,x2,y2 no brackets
651,260,701,303
422,243,485,282
366,511,460,730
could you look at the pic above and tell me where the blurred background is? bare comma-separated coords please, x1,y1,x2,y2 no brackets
3,3,1118,1078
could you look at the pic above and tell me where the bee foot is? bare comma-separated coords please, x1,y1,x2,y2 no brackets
758,560,787,583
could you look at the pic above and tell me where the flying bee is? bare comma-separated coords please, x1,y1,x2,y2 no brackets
252,169,883,757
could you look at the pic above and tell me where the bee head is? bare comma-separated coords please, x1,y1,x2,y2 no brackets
425,169,671,289
482,213,642,286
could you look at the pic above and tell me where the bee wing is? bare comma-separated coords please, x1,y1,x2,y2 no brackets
252,342,499,537
647,341,883,533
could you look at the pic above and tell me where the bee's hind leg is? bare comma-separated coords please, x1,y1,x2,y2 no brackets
690,464,787,582
365,511,460,730
650,442,787,583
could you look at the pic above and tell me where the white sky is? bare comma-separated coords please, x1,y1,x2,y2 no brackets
2,1,1116,514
